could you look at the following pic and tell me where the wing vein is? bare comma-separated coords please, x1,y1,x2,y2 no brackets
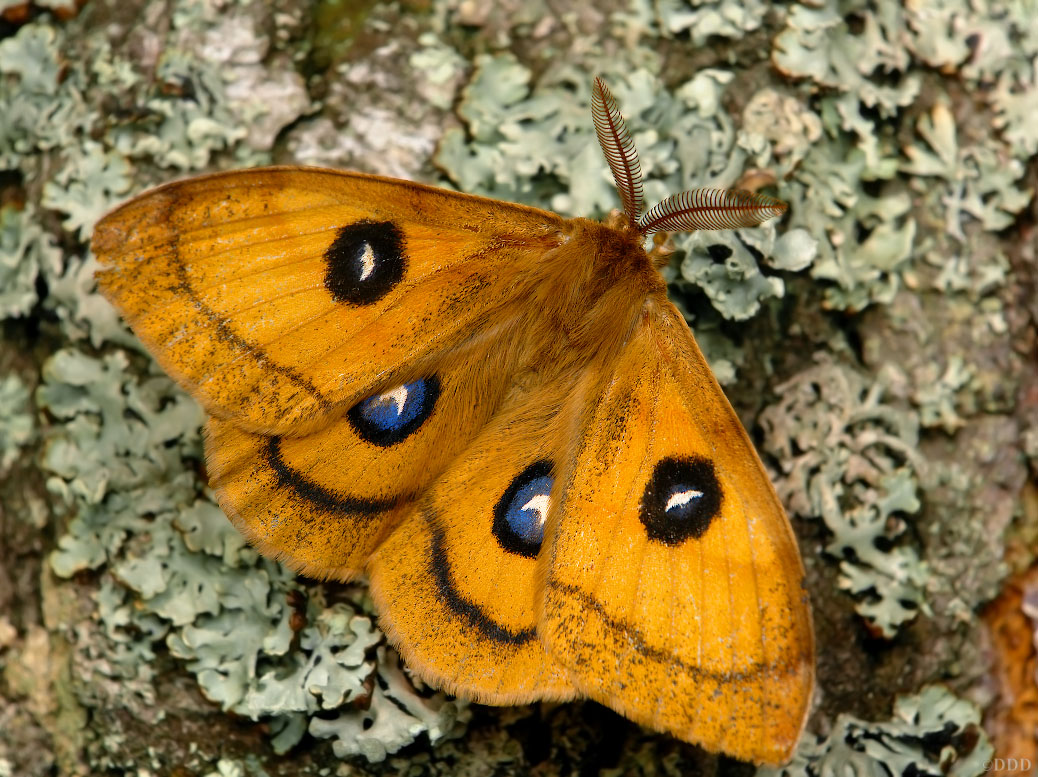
185,251,520,402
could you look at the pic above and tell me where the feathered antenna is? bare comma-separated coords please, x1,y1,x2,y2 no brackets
592,77,787,236
591,77,645,222
637,189,788,235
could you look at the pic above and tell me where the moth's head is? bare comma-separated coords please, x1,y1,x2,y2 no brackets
602,208,637,234
598,208,669,273
566,216,661,291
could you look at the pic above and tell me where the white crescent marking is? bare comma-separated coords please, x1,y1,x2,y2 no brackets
665,489,703,512
521,493,551,527
358,242,376,281
376,385,409,417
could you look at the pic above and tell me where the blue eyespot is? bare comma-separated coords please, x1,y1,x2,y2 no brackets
493,460,554,558
348,376,440,446
359,382,425,428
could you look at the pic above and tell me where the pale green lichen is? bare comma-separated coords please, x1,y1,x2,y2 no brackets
309,647,470,762
617,0,769,44
0,23,71,166
785,106,916,312
236,602,379,713
678,233,785,323
910,356,974,434
118,51,249,170
409,33,468,111
759,685,992,777
45,252,138,350
902,101,1031,239
759,354,929,637
676,226,818,321
739,88,824,177
902,0,975,71
990,64,1038,159
42,142,133,241
771,0,1034,313
435,52,600,209
4,1,458,765
901,100,1032,303
773,0,921,116
0,14,290,350
0,204,62,319
0,374,35,474
39,347,467,760
40,348,205,566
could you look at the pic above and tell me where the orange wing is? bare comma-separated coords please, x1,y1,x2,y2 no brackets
538,297,814,765
366,377,580,703
94,167,566,436
205,329,526,579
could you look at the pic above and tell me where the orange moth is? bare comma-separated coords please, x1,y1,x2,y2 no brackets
93,77,814,764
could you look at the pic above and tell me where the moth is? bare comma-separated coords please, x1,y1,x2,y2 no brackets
93,78,814,764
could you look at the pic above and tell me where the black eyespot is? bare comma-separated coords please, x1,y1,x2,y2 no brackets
324,220,405,306
493,460,554,559
639,456,722,545
348,376,440,447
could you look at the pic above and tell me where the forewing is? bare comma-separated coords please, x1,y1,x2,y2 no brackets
94,167,566,436
539,298,814,765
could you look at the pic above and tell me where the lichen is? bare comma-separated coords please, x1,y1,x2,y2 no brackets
759,354,929,637
901,100,1031,305
759,685,992,777
309,647,470,762
785,105,916,312
909,355,973,434
0,374,35,481
771,0,1034,314
119,51,248,170
0,204,62,319
41,142,132,241
40,348,206,574
0,22,73,167
773,0,921,116
676,225,817,321
616,0,770,44
0,10,304,351
409,33,468,111
739,88,823,176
